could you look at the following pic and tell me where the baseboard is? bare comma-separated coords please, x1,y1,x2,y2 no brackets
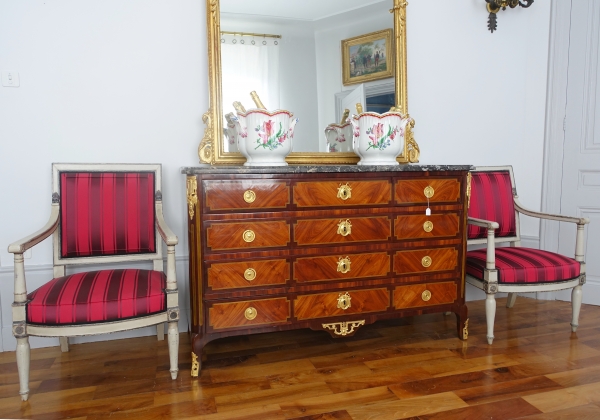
0,256,191,353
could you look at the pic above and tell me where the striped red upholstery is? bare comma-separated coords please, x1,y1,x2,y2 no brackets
26,269,166,325
60,172,156,258
468,171,517,239
466,247,580,284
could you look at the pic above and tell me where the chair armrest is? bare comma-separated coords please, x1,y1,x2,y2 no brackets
155,202,178,246
467,217,498,271
514,199,589,225
467,217,499,230
8,204,60,254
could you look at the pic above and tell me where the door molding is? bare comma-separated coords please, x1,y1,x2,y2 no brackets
540,0,572,254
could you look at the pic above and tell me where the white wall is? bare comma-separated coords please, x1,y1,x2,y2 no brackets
0,0,551,351
0,0,206,351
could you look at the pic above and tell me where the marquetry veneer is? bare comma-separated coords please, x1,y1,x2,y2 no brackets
184,166,471,372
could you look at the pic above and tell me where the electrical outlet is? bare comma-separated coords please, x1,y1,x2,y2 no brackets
2,71,20,87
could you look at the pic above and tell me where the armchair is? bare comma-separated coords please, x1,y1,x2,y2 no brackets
466,166,589,344
8,163,179,401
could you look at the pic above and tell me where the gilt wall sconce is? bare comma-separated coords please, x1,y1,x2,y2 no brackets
486,0,534,33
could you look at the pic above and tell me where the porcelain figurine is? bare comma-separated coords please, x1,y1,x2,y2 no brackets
349,111,412,165
223,113,239,153
325,122,353,152
232,109,298,167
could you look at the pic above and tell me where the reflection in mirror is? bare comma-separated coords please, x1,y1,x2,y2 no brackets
220,0,393,153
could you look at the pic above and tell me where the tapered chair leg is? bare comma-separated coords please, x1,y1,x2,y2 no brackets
59,336,69,352
168,321,179,379
16,336,30,401
486,293,496,344
571,284,583,332
506,292,517,308
157,323,165,341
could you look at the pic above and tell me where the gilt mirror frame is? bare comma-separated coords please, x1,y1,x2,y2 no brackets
198,0,420,165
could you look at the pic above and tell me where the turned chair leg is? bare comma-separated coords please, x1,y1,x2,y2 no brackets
506,292,517,308
486,293,496,345
59,336,69,352
157,323,165,341
16,336,30,401
571,284,583,332
168,321,179,379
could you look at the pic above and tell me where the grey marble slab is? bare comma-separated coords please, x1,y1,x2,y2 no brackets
181,164,473,175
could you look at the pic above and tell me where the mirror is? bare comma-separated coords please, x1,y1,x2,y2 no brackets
198,0,419,165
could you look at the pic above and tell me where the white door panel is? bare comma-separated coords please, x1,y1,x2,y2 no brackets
557,0,600,305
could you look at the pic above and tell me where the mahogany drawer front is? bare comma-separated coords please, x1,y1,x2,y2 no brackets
294,252,390,282
395,179,461,204
209,298,290,330
208,259,289,290
295,288,389,320
395,214,460,240
204,180,289,211
293,180,391,207
294,216,391,246
394,282,457,309
394,248,458,275
206,221,290,251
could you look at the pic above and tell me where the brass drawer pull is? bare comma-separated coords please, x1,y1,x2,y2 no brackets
423,221,433,232
337,256,351,274
337,183,352,200
422,256,432,268
424,186,435,199
337,219,352,237
337,292,351,310
242,230,255,243
422,290,432,302
244,268,256,281
244,307,257,320
243,190,256,203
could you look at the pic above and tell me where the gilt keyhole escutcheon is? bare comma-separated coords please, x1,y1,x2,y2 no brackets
337,183,352,201
337,219,352,237
337,256,351,274
337,292,351,310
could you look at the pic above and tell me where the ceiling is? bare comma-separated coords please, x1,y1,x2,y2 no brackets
220,0,389,21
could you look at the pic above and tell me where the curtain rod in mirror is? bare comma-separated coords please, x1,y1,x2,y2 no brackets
199,0,420,165
221,31,282,39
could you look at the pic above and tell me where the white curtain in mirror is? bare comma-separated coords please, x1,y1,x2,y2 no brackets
221,34,280,115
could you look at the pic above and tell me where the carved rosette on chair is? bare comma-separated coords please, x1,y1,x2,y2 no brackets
465,166,589,345
8,163,180,401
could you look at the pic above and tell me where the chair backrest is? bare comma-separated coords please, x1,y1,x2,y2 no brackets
467,166,520,243
52,164,163,266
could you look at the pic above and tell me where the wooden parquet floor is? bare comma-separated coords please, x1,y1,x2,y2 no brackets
2,297,600,419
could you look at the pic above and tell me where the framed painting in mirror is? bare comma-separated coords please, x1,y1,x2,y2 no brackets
342,29,394,86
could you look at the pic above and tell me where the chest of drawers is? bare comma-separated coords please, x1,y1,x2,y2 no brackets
182,165,472,373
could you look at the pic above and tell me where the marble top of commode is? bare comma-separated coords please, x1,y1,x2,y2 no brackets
181,164,473,175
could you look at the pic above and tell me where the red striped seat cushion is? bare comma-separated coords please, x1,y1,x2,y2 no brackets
27,269,166,325
468,171,517,240
60,172,156,258
466,247,580,284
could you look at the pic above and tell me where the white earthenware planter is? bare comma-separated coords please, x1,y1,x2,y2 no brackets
233,109,298,167
350,112,411,165
324,123,353,153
